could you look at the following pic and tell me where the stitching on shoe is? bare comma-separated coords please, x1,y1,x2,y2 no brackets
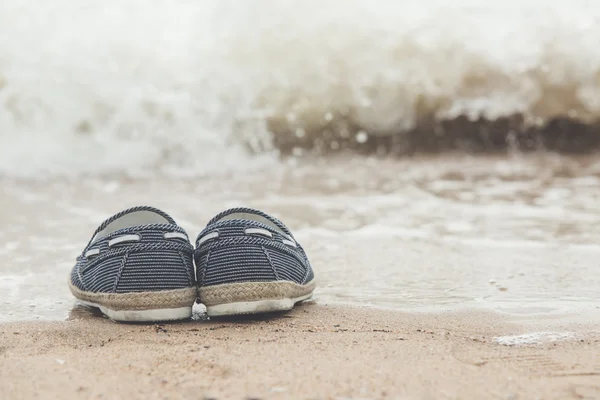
199,236,303,260
178,250,193,286
201,250,211,286
113,251,130,293
301,261,311,284
76,263,88,292
297,245,311,284
261,246,280,280
82,242,193,266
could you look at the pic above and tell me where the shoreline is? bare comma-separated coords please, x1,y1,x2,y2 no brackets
2,304,599,399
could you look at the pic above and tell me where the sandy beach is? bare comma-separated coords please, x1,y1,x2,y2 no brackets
3,2,600,398
2,304,599,400
2,157,600,398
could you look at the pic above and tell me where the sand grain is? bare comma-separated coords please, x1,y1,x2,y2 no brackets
2,304,599,399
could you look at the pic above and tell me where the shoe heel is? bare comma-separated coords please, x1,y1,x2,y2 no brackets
199,280,315,317
70,283,197,322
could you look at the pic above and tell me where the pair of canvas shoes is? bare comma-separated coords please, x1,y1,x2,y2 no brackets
68,206,316,322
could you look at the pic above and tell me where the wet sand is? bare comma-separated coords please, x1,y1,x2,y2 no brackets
2,155,600,398
3,155,600,322
2,304,600,400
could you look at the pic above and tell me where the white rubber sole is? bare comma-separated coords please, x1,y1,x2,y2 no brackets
206,292,313,317
78,300,192,322
68,281,197,322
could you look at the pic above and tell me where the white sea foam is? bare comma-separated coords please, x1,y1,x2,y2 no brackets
1,0,600,177
496,332,578,346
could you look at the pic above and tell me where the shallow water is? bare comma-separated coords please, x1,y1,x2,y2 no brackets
1,155,599,322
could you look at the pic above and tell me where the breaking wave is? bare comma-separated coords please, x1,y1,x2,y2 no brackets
1,0,600,177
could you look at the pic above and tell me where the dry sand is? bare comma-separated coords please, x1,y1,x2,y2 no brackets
1,303,599,400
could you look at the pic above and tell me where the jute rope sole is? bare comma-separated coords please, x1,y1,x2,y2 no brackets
199,279,316,307
68,280,197,311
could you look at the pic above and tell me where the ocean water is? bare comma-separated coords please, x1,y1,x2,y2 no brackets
1,1,599,324
1,0,600,177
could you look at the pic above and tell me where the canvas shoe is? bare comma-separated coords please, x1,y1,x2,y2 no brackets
195,207,316,316
68,206,197,322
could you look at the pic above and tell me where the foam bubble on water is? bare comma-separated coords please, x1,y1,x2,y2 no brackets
1,0,600,177
496,331,578,346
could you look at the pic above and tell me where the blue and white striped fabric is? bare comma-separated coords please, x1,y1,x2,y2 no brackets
70,206,194,294
195,207,314,287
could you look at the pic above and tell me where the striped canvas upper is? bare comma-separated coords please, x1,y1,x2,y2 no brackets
70,206,194,294
195,207,314,287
